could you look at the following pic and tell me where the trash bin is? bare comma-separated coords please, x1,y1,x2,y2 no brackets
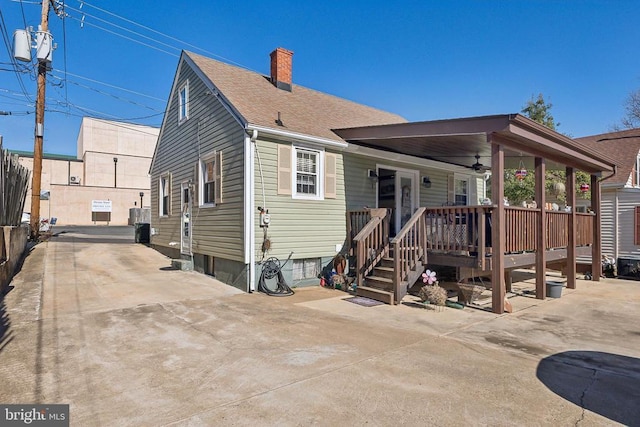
134,223,150,243
546,281,564,298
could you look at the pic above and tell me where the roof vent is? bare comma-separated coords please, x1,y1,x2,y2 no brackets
270,47,293,92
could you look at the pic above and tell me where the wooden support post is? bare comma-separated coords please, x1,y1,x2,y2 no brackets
504,269,512,293
591,174,601,282
566,167,577,289
535,157,546,299
490,142,505,314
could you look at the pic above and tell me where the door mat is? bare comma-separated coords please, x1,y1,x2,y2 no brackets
343,296,385,307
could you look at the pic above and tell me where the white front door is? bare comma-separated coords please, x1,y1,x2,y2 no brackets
395,171,417,234
180,183,192,256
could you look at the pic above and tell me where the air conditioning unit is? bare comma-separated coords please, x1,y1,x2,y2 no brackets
69,176,80,184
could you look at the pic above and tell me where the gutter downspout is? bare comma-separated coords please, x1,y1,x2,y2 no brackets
615,189,619,261
245,130,257,292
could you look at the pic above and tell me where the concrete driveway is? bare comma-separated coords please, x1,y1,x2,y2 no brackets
1,226,639,426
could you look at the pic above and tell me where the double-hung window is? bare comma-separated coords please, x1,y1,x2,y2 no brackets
454,177,468,205
199,151,222,206
294,147,323,199
201,156,215,205
277,144,334,200
178,81,189,123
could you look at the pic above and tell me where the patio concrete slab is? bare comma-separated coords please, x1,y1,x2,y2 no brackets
1,228,638,426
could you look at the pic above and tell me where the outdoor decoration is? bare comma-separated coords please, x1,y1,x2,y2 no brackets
419,269,447,306
422,269,437,285
515,160,528,181
580,183,590,193
552,181,566,197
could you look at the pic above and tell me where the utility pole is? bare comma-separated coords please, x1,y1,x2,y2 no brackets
29,0,51,239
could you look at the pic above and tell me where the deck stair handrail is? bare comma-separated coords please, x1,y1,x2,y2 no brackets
390,207,427,302
346,209,372,256
353,209,390,288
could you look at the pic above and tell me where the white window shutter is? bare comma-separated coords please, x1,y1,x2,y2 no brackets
325,152,337,199
215,151,223,204
167,173,172,216
278,144,292,195
193,162,199,205
447,174,454,204
469,176,478,205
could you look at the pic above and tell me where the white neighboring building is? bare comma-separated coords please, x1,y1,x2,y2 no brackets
577,129,640,276
16,117,159,225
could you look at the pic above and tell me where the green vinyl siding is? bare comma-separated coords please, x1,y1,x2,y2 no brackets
342,152,455,210
151,61,246,263
253,139,346,261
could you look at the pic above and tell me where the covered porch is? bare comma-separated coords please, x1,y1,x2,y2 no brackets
337,114,616,314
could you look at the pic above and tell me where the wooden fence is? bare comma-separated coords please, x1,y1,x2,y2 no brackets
0,148,30,226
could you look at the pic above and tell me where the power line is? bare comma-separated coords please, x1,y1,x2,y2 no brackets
50,77,163,112
0,8,34,102
51,69,166,102
65,15,179,57
19,0,28,28
77,0,255,71
61,1,69,112
45,108,162,134
64,4,182,55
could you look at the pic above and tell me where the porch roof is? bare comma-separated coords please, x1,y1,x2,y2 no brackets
334,114,616,175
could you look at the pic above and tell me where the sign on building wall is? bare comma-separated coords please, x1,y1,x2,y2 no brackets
91,200,112,223
91,200,112,212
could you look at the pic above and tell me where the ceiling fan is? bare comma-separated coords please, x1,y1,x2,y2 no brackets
471,154,489,173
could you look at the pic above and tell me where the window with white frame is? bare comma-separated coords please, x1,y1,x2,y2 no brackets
293,146,323,199
199,153,216,206
178,81,189,123
159,174,171,216
292,258,321,281
635,156,640,186
454,177,468,205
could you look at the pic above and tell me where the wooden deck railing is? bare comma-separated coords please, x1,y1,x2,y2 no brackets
352,209,391,288
505,207,538,253
390,207,427,302
424,206,493,255
576,213,594,246
348,206,595,287
423,205,595,257
546,211,568,249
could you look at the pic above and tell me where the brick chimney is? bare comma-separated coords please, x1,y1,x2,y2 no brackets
270,47,293,92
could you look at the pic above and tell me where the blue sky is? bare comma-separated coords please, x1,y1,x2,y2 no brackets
1,0,639,155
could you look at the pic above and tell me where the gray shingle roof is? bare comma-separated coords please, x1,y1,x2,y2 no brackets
576,128,640,185
186,51,406,142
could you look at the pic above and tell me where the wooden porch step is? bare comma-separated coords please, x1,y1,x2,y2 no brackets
379,257,394,268
365,275,394,292
372,266,394,279
356,285,394,305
